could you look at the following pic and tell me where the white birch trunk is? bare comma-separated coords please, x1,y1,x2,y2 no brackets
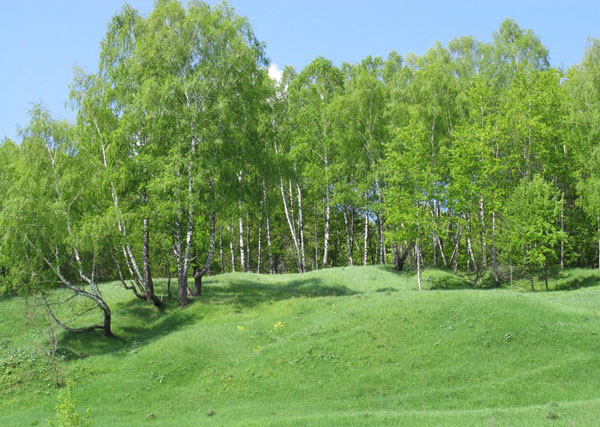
257,215,262,274
479,196,488,269
560,193,564,269
322,189,331,267
95,123,152,299
363,211,369,266
263,182,274,274
280,176,303,272
314,204,319,270
245,213,250,272
229,226,236,273
378,212,385,265
343,208,354,266
467,236,477,272
416,242,422,292
219,226,224,273
491,211,499,284
297,183,306,272
238,211,246,272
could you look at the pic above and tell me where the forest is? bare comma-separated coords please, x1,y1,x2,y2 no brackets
1,0,600,338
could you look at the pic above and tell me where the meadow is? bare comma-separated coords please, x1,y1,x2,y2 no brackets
1,266,600,426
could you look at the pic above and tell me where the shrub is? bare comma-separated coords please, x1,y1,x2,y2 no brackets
51,380,91,427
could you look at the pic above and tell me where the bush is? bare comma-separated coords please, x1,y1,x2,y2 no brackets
50,380,91,427
424,270,471,290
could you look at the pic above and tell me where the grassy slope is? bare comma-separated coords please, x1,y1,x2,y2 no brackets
1,266,600,426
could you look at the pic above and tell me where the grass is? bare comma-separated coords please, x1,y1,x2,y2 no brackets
1,265,600,425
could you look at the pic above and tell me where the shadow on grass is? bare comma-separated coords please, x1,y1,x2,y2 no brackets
58,276,355,357
552,275,600,291
199,276,357,310
58,297,198,358
376,287,399,293
0,291,21,301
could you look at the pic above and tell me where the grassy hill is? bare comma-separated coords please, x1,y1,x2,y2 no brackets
2,266,600,426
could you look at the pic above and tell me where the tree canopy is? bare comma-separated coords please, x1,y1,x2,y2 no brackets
1,4,599,334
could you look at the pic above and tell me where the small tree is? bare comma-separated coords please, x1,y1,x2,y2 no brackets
500,175,564,291
0,107,113,336
52,380,91,427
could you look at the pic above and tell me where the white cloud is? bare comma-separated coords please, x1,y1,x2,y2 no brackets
268,63,283,83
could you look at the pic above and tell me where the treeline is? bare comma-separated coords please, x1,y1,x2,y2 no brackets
2,0,600,335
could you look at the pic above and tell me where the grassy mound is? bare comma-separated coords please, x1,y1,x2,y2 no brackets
1,266,600,425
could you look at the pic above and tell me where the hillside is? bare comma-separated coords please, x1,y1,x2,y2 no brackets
2,266,600,426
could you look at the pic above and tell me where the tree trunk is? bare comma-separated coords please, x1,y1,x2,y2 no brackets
48,295,112,337
245,213,251,272
395,242,414,271
87,280,115,328
237,171,247,273
38,253,113,337
219,226,224,273
96,127,156,306
263,183,274,274
266,206,274,274
436,236,449,269
229,226,236,273
479,196,488,269
375,182,385,265
560,193,565,269
343,207,354,266
297,183,306,272
139,236,163,308
174,212,188,307
167,262,172,300
350,207,355,263
449,225,462,274
363,208,369,266
452,245,459,273
193,200,216,297
491,211,499,285
177,138,197,307
193,274,203,296
142,216,154,293
313,204,319,270
257,213,262,274
323,189,331,267
467,235,477,273
416,242,422,292
177,262,189,307
280,177,303,272
238,210,246,273
433,234,438,267
140,188,154,300
378,212,385,264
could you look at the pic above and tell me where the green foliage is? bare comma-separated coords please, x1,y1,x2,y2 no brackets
3,4,600,294
500,175,565,277
4,5,600,425
51,381,91,427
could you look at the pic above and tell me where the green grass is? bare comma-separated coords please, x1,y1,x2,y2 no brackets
2,266,600,425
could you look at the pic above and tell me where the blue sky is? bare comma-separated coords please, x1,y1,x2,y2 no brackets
1,1,599,142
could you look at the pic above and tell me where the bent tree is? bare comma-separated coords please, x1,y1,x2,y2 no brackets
0,107,113,336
